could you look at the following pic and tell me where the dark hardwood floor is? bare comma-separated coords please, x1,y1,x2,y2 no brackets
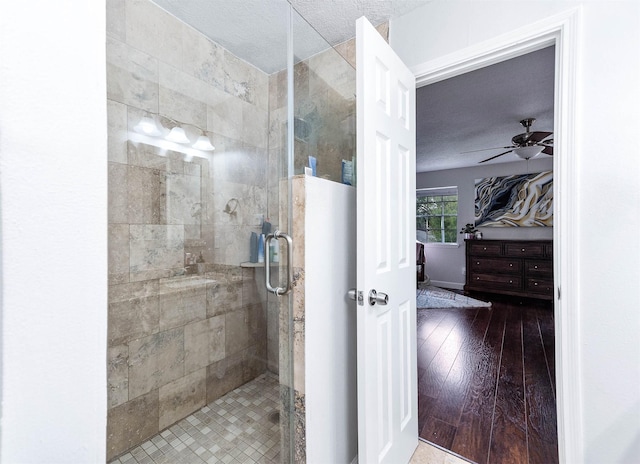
417,293,558,464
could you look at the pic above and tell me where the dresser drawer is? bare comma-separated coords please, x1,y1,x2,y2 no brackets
471,258,521,274
526,260,552,275
472,273,521,290
468,242,502,256
504,242,546,258
526,278,554,295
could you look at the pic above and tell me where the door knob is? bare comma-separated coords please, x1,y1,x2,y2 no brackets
347,288,364,306
369,289,388,306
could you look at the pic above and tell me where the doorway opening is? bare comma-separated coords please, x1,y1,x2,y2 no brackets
411,8,581,462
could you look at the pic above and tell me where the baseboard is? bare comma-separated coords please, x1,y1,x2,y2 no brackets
430,280,464,290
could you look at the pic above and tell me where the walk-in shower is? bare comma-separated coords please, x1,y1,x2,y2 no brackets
106,0,356,462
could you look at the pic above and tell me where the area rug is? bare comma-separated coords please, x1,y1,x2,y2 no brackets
417,286,491,309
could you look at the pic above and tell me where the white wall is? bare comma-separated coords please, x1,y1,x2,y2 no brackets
392,2,640,462
418,157,553,288
304,177,358,464
0,1,108,462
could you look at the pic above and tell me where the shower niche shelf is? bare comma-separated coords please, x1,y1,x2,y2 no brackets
240,261,279,268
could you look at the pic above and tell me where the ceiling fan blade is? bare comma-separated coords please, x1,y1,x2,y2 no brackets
478,149,514,164
542,146,553,156
526,131,553,143
461,145,515,154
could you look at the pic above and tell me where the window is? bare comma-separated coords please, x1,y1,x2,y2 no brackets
416,187,458,244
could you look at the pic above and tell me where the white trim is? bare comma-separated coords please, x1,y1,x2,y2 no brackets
410,7,583,463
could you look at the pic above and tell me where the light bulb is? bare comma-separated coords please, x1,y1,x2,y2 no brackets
134,116,162,136
514,145,543,160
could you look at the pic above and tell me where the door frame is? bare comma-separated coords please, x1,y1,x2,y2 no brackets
409,7,582,463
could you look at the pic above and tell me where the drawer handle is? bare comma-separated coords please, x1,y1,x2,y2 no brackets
509,280,513,284
476,277,480,280
483,247,487,251
521,248,526,252
477,261,480,265
534,282,538,286
509,263,513,267
534,265,538,269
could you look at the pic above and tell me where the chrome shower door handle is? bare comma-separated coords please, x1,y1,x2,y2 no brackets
265,230,293,296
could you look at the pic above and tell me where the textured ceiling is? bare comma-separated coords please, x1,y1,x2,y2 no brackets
151,0,430,73
289,0,430,45
416,45,555,172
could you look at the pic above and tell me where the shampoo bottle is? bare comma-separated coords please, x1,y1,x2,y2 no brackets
257,234,265,263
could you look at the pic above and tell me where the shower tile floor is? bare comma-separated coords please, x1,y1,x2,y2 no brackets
109,374,281,464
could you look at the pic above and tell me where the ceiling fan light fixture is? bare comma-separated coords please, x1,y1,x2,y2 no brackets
514,145,543,160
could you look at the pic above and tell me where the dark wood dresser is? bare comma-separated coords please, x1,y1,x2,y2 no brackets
465,239,553,300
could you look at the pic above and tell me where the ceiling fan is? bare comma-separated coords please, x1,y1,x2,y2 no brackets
466,118,554,164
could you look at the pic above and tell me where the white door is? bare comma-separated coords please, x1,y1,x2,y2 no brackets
356,17,418,464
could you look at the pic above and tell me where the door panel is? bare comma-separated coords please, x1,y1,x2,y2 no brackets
356,16,417,464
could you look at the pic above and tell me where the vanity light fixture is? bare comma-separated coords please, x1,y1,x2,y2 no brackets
165,126,190,144
134,116,162,137
192,135,215,151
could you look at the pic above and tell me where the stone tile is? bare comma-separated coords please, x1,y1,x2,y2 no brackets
109,224,130,285
267,301,279,374
308,46,355,101
159,368,206,430
158,279,207,331
129,225,184,281
107,99,128,164
128,327,185,399
243,343,266,382
242,269,262,307
208,314,226,363
376,21,390,42
184,160,201,177
107,389,159,461
108,344,129,408
182,27,226,90
106,0,125,41
224,50,269,111
127,165,167,224
293,319,305,395
206,280,242,317
333,37,356,69
106,36,158,113
183,224,201,241
206,92,243,141
165,172,202,225
159,83,207,130
108,281,159,346
125,0,187,71
268,106,287,151
225,308,250,356
184,319,209,374
108,162,128,224
241,102,268,149
205,350,245,404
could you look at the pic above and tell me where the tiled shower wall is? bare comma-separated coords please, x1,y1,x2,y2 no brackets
106,0,276,459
